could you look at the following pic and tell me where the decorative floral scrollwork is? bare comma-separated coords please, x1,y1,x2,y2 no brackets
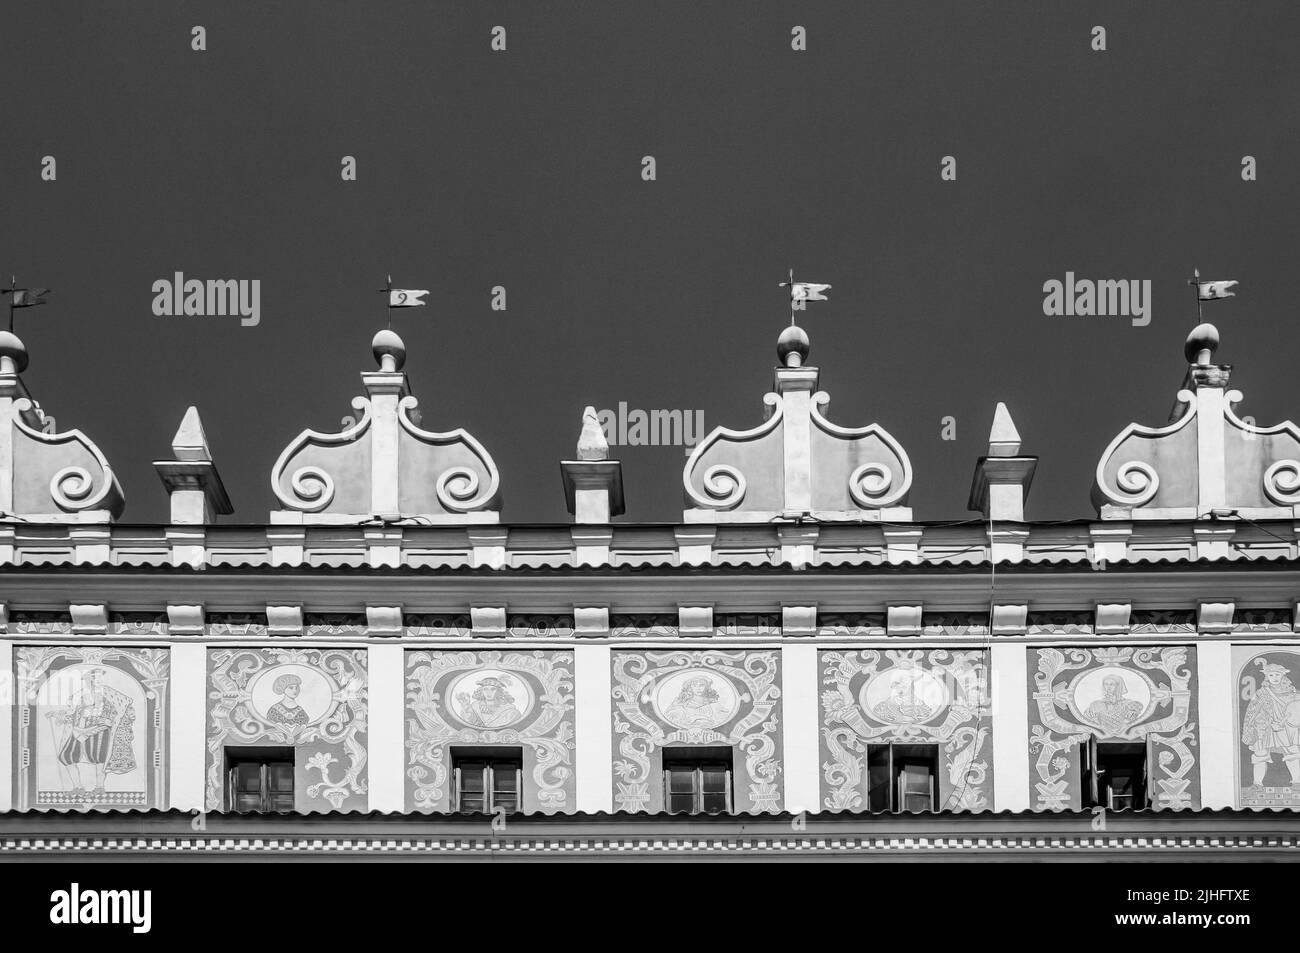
405,650,575,813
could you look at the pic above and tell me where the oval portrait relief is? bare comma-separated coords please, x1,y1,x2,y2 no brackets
249,664,336,729
1070,666,1152,737
448,669,535,729
652,669,741,730
861,667,949,726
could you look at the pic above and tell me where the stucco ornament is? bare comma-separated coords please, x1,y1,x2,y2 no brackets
0,328,125,519
270,331,501,520
207,648,368,811
405,650,574,813
1029,647,1197,811
611,650,782,813
820,649,991,811
682,327,912,519
1092,325,1300,518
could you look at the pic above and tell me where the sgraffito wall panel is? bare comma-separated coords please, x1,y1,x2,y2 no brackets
14,647,169,811
1028,646,1199,811
611,650,782,813
404,650,575,813
206,648,368,812
1233,647,1300,809
819,649,992,812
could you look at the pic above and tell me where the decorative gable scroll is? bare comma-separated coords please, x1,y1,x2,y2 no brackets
271,331,501,523
0,331,123,521
1093,324,1300,519
683,325,913,521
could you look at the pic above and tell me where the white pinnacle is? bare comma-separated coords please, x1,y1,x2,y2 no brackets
577,406,608,461
988,402,1022,457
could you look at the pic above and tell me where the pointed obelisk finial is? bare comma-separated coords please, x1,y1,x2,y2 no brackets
969,402,1037,537
154,405,233,533
988,402,1022,457
171,405,213,462
577,405,608,461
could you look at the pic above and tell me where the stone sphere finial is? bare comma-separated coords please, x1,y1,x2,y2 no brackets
1184,323,1219,365
0,331,29,374
372,329,406,372
777,325,811,368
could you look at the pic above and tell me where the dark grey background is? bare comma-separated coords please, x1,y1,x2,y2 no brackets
1,1,1295,525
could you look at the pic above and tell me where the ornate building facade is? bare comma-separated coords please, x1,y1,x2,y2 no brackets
2,320,1300,859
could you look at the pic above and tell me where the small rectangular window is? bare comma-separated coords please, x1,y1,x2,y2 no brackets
662,747,733,815
865,744,938,813
452,748,523,815
225,746,295,813
1082,738,1149,810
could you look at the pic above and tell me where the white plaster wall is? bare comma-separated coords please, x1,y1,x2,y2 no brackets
991,643,1030,812
168,644,206,812
575,644,612,813
368,644,405,812
781,644,819,813
1197,641,1234,809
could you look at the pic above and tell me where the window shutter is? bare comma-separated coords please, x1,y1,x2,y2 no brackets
1085,735,1099,808
452,766,461,812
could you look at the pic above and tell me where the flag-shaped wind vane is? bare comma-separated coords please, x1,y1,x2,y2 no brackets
777,268,831,326
379,275,430,329
1188,268,1237,321
1,277,50,332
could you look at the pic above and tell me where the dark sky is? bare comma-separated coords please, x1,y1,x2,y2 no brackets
2,1,1297,525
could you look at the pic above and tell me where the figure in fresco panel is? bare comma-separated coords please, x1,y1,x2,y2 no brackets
1243,659,1300,788
871,672,935,725
47,667,136,798
456,675,523,728
265,673,311,728
1083,674,1144,736
664,674,725,729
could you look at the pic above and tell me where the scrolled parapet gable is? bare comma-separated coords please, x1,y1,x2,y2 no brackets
269,331,501,523
683,326,912,521
0,332,124,522
1093,324,1300,519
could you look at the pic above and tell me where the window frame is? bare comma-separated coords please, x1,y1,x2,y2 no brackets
1082,736,1151,811
865,743,939,813
225,746,296,813
661,747,734,815
451,748,524,815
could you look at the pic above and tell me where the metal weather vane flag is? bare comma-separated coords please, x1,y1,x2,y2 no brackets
379,275,430,328
777,268,831,325
1187,268,1237,321
2,277,50,331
